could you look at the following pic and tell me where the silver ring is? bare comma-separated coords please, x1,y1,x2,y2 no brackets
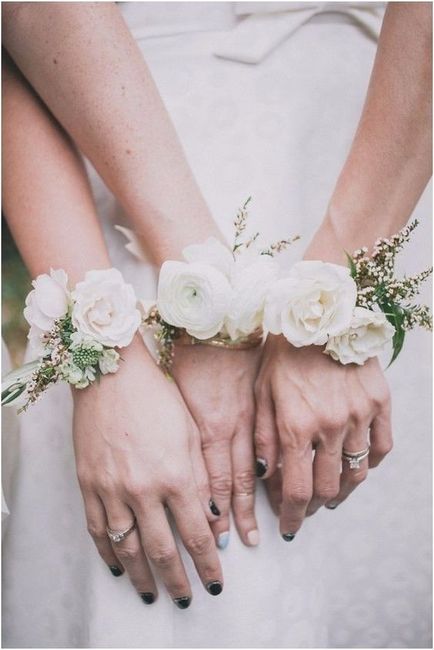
342,445,370,470
106,518,136,544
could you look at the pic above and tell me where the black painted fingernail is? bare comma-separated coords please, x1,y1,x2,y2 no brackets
209,499,221,517
325,503,338,510
282,532,296,542
109,565,123,577
173,596,191,609
255,458,268,478
140,592,155,605
206,580,223,596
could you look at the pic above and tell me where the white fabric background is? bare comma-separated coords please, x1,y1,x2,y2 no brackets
2,3,432,648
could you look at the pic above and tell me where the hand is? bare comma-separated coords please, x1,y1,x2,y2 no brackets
254,335,393,539
172,344,261,549
73,337,223,607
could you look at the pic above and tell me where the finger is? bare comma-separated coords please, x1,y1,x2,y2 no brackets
264,467,283,516
326,431,369,510
168,488,223,596
202,437,232,540
306,441,341,516
254,385,279,479
135,503,193,609
105,499,157,605
280,440,313,541
369,406,393,468
231,428,259,547
82,490,125,578
189,428,222,523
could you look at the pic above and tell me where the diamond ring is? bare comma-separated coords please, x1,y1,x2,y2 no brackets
342,445,370,470
106,518,136,544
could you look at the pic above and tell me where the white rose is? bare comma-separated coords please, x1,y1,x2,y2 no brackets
264,261,357,346
24,269,70,352
225,251,278,340
325,307,395,365
182,237,234,278
99,348,120,375
71,268,141,348
157,261,233,340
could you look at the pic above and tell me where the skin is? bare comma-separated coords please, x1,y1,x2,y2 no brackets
256,2,432,534
2,1,431,550
2,1,260,547
2,55,223,606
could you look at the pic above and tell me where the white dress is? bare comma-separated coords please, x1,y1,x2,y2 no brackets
2,3,432,647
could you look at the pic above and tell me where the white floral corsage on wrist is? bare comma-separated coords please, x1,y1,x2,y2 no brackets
142,198,300,373
2,268,141,410
265,220,432,365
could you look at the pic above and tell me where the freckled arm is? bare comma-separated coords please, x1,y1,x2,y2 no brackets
2,2,223,265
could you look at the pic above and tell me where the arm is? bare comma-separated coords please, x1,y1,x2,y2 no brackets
2,54,223,605
2,2,260,547
1,1,222,264
255,3,432,532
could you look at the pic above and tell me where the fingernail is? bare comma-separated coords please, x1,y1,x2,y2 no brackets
247,529,260,546
140,592,155,605
255,457,268,478
209,499,221,517
173,596,191,610
217,531,230,550
282,532,296,542
325,503,339,510
109,565,123,577
206,580,223,596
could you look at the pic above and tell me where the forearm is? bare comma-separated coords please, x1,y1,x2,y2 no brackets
2,55,110,283
2,2,222,266
305,2,432,264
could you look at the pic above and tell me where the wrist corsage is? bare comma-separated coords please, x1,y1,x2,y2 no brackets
265,220,432,365
142,198,300,373
2,268,141,410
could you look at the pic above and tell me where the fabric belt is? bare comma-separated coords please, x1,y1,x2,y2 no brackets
213,2,385,64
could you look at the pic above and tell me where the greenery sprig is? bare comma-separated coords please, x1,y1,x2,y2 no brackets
346,220,432,365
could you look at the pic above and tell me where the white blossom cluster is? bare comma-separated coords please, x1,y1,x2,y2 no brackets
2,268,141,410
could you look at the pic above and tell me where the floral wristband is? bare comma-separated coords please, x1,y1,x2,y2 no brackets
140,202,431,373
2,268,141,410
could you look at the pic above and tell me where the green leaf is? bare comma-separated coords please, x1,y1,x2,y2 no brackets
1,382,27,406
345,251,357,279
378,300,405,367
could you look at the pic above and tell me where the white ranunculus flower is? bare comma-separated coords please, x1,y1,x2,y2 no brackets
71,268,141,348
157,261,233,340
264,261,357,347
182,237,234,278
225,251,279,340
24,269,70,351
325,307,395,365
99,348,120,375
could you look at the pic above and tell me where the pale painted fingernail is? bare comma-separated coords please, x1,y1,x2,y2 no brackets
325,502,339,510
217,531,230,550
247,529,260,546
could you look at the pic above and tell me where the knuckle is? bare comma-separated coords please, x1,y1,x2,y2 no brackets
372,384,391,409
210,474,232,497
234,469,255,495
148,545,178,567
314,483,339,502
373,438,393,457
285,483,312,506
125,480,147,501
115,543,140,562
321,410,348,432
348,468,368,485
254,428,272,450
184,533,214,557
87,522,107,541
